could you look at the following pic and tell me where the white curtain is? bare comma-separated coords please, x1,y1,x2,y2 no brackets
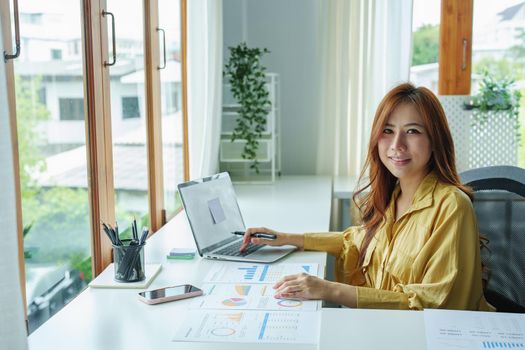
316,0,413,177
187,0,223,179
0,14,28,350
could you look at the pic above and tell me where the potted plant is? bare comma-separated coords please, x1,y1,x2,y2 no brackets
223,43,271,173
466,71,522,142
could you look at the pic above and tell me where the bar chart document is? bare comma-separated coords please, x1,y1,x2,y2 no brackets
172,310,320,344
424,309,525,350
204,263,319,284
190,283,320,311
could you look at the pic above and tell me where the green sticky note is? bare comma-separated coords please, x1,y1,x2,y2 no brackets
166,254,194,260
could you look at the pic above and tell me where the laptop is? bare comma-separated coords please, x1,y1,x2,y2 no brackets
178,172,296,263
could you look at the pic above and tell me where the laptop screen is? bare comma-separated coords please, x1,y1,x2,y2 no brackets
178,173,245,251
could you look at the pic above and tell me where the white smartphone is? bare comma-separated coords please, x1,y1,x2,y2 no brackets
138,284,203,305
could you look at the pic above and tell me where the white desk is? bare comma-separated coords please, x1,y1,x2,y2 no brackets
332,176,358,229
28,176,331,350
320,309,426,350
333,175,358,200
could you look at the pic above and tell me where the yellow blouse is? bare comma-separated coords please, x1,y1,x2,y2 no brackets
304,172,492,311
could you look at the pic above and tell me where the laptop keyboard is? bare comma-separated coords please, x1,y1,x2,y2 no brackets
215,241,263,257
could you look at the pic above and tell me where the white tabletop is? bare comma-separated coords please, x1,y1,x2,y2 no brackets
235,175,332,232
320,308,426,350
28,176,332,350
333,176,358,199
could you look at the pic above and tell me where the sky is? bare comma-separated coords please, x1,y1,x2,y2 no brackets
412,0,525,33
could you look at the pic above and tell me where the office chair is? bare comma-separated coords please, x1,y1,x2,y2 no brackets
460,166,525,313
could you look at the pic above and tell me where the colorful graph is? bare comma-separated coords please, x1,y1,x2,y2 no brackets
260,285,268,296
277,299,303,308
259,265,269,282
238,266,258,280
234,284,251,296
222,298,248,307
258,313,270,340
211,327,236,337
228,312,243,322
481,341,525,349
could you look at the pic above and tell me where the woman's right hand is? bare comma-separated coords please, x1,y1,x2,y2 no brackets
239,227,304,252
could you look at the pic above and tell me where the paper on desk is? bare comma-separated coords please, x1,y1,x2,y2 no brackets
173,310,320,344
204,263,319,284
424,309,525,350
190,283,320,311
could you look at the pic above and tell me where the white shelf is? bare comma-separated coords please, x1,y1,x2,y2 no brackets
220,139,272,162
220,73,281,182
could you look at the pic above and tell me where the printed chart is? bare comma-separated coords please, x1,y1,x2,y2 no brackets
425,309,525,350
172,310,320,344
190,283,319,311
204,263,318,284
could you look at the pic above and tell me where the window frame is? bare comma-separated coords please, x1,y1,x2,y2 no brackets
1,0,27,324
438,0,474,95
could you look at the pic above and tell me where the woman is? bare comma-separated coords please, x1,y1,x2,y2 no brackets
240,83,492,311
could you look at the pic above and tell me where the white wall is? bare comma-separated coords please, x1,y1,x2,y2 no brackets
223,0,322,175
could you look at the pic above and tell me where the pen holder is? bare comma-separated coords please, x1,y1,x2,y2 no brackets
113,239,145,282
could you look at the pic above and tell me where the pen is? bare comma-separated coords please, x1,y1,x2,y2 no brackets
131,217,139,242
139,227,149,245
231,231,277,240
101,222,117,245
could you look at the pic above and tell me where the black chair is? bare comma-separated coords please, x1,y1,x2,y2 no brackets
460,166,525,313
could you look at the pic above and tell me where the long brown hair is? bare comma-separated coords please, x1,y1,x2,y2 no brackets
352,83,472,271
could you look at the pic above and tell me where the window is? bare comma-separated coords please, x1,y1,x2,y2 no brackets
163,87,180,114
59,98,84,121
121,96,141,119
21,13,43,25
159,0,186,218
3,0,188,333
51,49,62,60
109,0,149,233
37,87,46,105
12,0,91,334
410,0,441,93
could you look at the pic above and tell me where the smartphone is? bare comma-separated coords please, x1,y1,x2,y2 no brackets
138,284,203,305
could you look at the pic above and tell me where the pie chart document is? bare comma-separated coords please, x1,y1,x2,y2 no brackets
173,261,322,344
189,282,319,311
172,310,320,344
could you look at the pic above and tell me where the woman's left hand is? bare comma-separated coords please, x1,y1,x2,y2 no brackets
273,273,329,300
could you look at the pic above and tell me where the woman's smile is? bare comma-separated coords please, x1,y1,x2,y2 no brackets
388,156,411,166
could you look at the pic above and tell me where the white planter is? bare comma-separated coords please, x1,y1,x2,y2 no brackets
439,96,518,172
469,110,518,169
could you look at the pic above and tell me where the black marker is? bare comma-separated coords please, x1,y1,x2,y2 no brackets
232,231,277,240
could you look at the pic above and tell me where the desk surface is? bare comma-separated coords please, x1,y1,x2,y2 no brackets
27,175,430,350
28,176,332,350
320,309,425,350
333,176,358,199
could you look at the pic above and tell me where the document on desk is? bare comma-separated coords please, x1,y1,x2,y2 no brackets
204,263,319,284
172,310,320,344
424,309,525,350
190,283,320,311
